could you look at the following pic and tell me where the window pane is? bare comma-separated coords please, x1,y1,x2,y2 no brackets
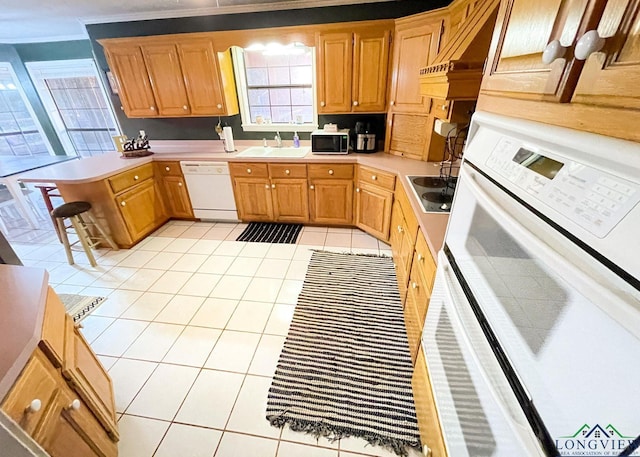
271,106,292,123
290,52,312,66
246,68,268,86
268,67,290,85
269,88,291,106
23,133,48,154
290,66,312,85
293,106,313,123
0,113,19,133
291,87,313,105
249,106,271,123
267,54,289,67
244,52,268,68
5,134,30,155
248,88,270,106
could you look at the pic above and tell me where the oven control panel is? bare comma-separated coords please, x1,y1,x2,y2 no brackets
486,138,640,238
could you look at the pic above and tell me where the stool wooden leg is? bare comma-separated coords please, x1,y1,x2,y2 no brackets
56,218,75,265
70,215,97,267
84,211,119,250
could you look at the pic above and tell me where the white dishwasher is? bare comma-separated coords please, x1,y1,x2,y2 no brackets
180,162,238,221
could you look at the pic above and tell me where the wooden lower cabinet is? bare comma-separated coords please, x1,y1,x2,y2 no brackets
162,175,193,218
355,182,393,241
271,178,309,223
233,177,274,221
309,178,354,225
413,349,446,457
115,178,167,241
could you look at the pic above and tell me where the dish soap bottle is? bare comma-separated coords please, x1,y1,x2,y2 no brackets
293,131,300,148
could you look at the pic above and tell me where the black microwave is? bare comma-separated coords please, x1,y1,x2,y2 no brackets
310,129,350,154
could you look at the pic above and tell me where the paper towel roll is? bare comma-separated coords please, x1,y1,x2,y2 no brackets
223,126,235,152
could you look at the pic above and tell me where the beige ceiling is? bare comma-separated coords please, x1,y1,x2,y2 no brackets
0,0,391,43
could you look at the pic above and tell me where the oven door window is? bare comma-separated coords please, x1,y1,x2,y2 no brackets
445,164,640,453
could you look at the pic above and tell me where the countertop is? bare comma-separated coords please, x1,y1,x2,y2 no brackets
0,265,49,401
18,140,450,259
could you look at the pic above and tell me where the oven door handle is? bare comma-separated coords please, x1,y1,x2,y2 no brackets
437,257,537,436
460,165,639,335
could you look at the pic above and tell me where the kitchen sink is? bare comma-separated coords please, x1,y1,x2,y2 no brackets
236,146,310,158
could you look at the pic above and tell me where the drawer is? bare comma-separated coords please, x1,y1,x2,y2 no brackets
268,163,307,179
1,349,59,436
395,183,419,245
414,230,437,294
229,162,269,178
308,163,353,179
155,161,183,177
39,288,67,368
403,287,422,365
358,165,395,191
409,255,432,325
108,163,154,194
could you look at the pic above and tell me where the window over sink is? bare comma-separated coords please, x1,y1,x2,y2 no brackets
232,44,318,133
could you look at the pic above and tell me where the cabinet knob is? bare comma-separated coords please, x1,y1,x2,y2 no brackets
271,184,276,189
150,106,155,111
320,101,326,107
412,282,418,289
265,184,270,189
390,101,395,106
183,105,188,110
26,399,42,413
121,201,126,207
310,185,315,190
574,30,605,60
68,399,81,411
397,225,403,233
247,168,252,174
356,188,360,193
285,169,290,175
441,104,448,111
217,104,222,109
328,169,334,175
353,101,359,106
120,106,124,111
134,175,139,180
178,182,183,187
542,39,568,64
165,166,170,171
371,175,377,181
417,253,424,261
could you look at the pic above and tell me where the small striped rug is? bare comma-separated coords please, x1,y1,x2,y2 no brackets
236,222,302,243
266,250,421,456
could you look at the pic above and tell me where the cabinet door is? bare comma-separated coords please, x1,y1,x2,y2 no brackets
353,28,391,112
355,183,393,241
115,179,167,242
142,43,191,116
413,349,447,457
271,178,309,223
62,317,118,441
481,0,598,101
104,45,157,117
572,0,640,110
233,177,274,221
309,179,353,225
163,175,194,218
317,32,353,113
177,39,227,115
388,17,443,113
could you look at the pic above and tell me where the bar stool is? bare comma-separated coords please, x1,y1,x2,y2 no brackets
51,201,118,267
34,185,63,242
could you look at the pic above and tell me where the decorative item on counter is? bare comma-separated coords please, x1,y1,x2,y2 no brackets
223,126,236,152
323,123,338,132
215,118,223,138
120,130,153,158
112,135,127,152
293,131,300,148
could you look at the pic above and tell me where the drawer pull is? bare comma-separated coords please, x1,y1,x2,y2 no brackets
134,175,139,180
150,106,155,111
310,185,315,190
320,101,326,107
183,105,188,110
272,184,276,189
247,168,252,174
412,282,418,290
265,184,270,189
165,166,170,171
217,104,222,109
397,225,403,233
390,101,395,106
356,188,360,193
328,169,334,175
68,399,81,411
371,175,377,181
121,201,126,207
26,399,42,413
353,101,359,106
178,182,183,187
285,169,290,175
417,254,423,261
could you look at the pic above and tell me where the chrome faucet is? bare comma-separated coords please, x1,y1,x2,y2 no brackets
274,131,282,148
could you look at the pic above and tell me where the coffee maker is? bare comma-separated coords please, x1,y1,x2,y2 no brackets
353,122,377,153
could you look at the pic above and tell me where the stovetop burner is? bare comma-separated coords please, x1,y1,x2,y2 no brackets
407,175,458,213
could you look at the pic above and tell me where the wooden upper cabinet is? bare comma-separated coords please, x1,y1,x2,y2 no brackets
353,29,391,112
104,45,157,117
317,32,353,113
317,23,392,113
572,0,640,110
142,43,191,116
481,0,607,101
177,39,238,115
389,15,444,113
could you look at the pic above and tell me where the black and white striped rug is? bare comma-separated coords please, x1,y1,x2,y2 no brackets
266,250,421,456
236,222,302,243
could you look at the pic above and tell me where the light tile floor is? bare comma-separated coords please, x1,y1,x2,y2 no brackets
7,220,426,457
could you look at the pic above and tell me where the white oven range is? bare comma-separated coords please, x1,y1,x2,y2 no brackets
422,112,640,457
